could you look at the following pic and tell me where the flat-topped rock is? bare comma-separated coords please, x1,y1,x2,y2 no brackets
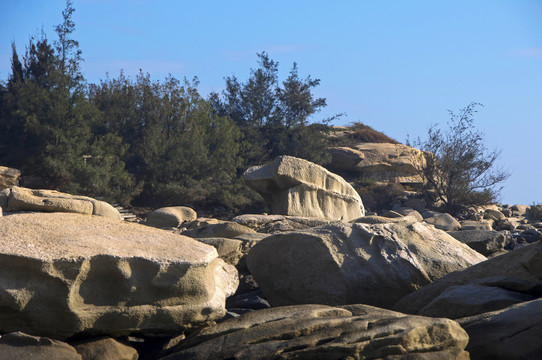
0,213,238,339
0,166,21,190
1,186,121,220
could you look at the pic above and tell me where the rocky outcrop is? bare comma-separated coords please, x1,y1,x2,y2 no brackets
394,241,542,319
0,212,238,339
458,298,542,359
327,143,426,184
145,206,197,228
160,304,469,360
0,166,21,190
247,221,485,308
0,186,121,220
422,211,461,231
244,156,365,222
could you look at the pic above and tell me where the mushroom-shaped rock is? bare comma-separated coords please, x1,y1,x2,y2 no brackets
244,156,364,222
0,213,238,339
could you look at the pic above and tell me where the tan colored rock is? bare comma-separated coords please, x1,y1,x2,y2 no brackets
0,166,21,190
458,298,542,359
244,156,365,222
247,221,485,308
460,219,493,231
1,186,121,220
0,213,238,339
423,211,461,231
160,304,469,360
394,241,542,318
0,332,81,360
353,214,419,225
72,337,138,360
146,206,197,228
327,143,427,184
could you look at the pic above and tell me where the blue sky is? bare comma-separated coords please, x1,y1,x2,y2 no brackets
1,0,541,205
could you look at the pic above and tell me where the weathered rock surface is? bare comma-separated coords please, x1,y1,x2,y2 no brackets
458,298,542,359
145,206,197,228
72,337,138,360
0,213,238,339
244,156,365,222
0,166,21,190
447,230,508,256
181,221,255,238
0,186,121,220
327,143,427,184
159,304,469,360
247,221,485,308
0,332,81,360
233,213,338,233
394,241,542,318
422,211,461,231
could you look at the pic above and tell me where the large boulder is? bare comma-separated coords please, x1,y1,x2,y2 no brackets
145,206,197,228
394,241,542,319
0,213,238,339
0,166,21,190
0,186,121,220
327,143,426,184
247,221,485,308
160,304,469,360
244,156,365,222
458,298,542,359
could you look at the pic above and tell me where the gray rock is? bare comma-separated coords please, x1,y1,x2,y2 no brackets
233,214,337,233
247,221,485,308
422,211,461,231
394,241,542,318
159,304,469,360
447,230,508,256
458,298,542,359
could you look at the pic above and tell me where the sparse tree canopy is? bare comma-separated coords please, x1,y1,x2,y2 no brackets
412,103,510,213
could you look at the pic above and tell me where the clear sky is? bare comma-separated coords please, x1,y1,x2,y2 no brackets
1,0,541,205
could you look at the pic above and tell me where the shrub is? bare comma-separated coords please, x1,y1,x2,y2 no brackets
528,203,542,221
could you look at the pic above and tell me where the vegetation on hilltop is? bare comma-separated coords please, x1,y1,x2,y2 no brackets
0,2,509,215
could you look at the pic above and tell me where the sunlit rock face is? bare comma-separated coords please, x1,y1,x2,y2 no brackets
244,155,365,222
0,212,238,339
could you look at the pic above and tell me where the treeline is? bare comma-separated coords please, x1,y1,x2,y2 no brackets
0,2,336,212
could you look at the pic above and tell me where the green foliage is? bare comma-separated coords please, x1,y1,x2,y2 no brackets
528,203,542,221
211,52,337,167
411,103,510,214
1,5,341,213
0,1,137,204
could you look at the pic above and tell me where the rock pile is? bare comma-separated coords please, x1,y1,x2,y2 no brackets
0,157,540,359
